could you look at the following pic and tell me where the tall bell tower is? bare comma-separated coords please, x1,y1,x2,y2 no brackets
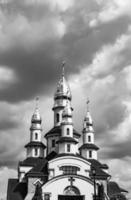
79,100,99,159
52,62,72,127
25,98,46,158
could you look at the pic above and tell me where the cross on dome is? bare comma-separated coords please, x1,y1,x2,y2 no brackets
35,96,39,110
86,98,90,111
62,60,66,77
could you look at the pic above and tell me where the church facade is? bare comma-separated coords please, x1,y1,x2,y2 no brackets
7,66,127,200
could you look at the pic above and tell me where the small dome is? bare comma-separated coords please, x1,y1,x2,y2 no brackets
31,108,41,123
62,101,72,117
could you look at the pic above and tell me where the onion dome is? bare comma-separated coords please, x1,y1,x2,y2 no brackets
83,99,94,132
31,97,41,123
30,97,42,130
31,108,41,123
54,62,72,100
62,100,72,118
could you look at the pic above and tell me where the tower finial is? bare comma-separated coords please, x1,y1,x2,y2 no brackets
62,61,66,77
35,96,39,110
86,98,90,111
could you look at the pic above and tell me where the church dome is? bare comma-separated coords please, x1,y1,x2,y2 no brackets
31,98,42,124
54,62,72,100
31,108,41,123
55,76,72,100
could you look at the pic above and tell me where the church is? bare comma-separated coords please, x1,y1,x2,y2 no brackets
7,65,128,200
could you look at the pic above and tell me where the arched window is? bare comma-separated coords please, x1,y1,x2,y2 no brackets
56,113,60,123
64,186,80,195
52,139,55,148
67,128,70,135
67,144,70,152
89,150,92,158
34,148,38,156
35,133,38,140
88,135,91,142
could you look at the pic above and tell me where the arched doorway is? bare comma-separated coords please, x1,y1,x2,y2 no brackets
58,186,84,200
63,186,80,196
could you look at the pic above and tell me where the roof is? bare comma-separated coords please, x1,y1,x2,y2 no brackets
90,166,110,180
19,157,46,167
7,179,27,200
45,126,81,138
46,151,58,161
25,158,48,182
86,159,110,180
24,141,46,149
46,152,110,180
107,181,128,197
56,137,78,144
79,143,99,150
87,159,109,169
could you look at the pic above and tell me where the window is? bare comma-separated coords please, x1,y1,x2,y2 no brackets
35,133,38,140
60,166,80,175
67,144,70,152
56,113,60,123
88,135,91,142
67,128,70,135
89,150,92,158
34,148,38,156
52,139,55,148
44,193,50,200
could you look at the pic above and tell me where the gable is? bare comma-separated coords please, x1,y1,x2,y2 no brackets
48,155,91,179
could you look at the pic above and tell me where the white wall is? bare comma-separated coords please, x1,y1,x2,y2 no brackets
42,176,94,200
48,156,91,178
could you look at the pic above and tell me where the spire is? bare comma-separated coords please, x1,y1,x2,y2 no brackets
54,61,72,100
31,97,41,124
62,60,65,77
84,99,93,131
30,97,42,131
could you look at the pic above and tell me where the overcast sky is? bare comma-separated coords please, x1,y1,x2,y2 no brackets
0,0,131,199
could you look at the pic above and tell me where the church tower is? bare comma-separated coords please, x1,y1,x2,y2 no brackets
57,100,78,154
45,62,81,155
25,98,46,158
52,62,72,127
79,100,99,159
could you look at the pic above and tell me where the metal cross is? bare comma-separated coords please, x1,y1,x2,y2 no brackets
62,61,66,77
87,98,90,111
68,177,75,187
35,96,39,109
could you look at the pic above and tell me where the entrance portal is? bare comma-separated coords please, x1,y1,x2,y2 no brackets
58,195,84,200
58,186,84,200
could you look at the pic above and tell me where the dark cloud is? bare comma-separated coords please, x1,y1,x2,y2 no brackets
101,141,131,159
0,0,130,103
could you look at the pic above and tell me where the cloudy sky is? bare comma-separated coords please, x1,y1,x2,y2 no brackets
0,0,131,199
